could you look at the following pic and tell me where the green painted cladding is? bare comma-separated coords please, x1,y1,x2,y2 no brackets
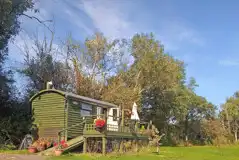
32,92,66,139
67,99,84,138
67,99,98,138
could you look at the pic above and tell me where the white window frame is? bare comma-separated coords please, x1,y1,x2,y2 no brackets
97,107,102,119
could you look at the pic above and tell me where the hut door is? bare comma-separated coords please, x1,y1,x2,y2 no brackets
96,107,102,119
107,108,119,131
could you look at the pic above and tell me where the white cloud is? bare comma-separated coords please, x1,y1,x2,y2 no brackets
157,21,204,51
76,0,136,39
71,0,204,54
64,8,93,35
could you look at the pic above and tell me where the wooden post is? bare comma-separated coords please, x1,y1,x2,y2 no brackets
121,110,124,132
135,121,138,132
83,137,87,154
135,139,138,152
64,99,68,141
102,137,106,155
119,139,123,153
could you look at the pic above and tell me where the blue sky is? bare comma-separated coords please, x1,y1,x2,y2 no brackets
7,0,239,107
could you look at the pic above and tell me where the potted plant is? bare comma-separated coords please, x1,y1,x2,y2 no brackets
28,146,37,153
139,125,147,135
36,139,47,151
28,141,38,153
46,138,53,149
54,140,68,156
94,118,106,131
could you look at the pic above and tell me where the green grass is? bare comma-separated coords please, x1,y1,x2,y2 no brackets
0,149,28,154
47,146,239,160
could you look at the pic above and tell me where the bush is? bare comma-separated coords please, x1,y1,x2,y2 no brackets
201,119,233,146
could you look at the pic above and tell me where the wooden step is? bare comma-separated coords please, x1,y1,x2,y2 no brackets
38,136,84,156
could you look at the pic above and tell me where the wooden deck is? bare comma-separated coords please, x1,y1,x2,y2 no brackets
39,115,150,155
84,124,148,139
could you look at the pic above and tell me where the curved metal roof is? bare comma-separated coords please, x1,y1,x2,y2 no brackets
29,89,118,108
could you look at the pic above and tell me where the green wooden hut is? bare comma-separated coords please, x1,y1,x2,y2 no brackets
30,88,118,140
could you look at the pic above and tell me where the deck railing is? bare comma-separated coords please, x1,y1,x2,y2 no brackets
82,114,149,135
84,123,148,135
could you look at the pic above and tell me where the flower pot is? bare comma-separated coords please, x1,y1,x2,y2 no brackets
55,149,63,156
37,146,46,152
28,147,37,153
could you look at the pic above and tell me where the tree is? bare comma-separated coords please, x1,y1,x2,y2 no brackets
0,0,34,58
173,77,215,144
132,34,184,120
220,92,239,142
201,118,232,146
0,0,35,116
101,71,142,109
66,33,128,99
19,33,73,96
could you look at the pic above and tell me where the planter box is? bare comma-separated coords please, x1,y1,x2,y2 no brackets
28,147,37,153
55,149,63,156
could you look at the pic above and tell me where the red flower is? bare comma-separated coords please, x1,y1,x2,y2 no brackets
54,140,68,149
63,143,68,148
95,119,105,128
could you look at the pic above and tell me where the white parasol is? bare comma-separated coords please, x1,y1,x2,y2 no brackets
130,102,140,121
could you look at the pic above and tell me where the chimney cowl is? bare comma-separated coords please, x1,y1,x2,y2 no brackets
46,81,53,90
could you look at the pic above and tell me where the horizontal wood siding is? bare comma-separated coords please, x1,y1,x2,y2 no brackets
32,92,65,139
67,99,83,138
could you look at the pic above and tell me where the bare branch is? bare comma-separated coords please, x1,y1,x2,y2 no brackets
21,13,53,33
21,13,52,23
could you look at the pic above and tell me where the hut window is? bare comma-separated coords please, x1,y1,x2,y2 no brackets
113,109,117,121
81,103,92,111
81,110,91,116
80,103,92,116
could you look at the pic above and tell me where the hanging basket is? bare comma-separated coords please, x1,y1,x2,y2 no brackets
94,119,106,131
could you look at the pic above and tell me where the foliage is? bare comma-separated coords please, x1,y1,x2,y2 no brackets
54,140,68,150
18,34,74,96
0,101,32,149
66,33,128,99
31,138,54,150
201,119,233,146
101,72,141,109
220,91,239,142
0,0,34,57
0,0,36,150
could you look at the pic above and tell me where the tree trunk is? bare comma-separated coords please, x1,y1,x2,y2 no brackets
234,131,238,142
234,120,238,142
185,115,189,143
225,108,231,133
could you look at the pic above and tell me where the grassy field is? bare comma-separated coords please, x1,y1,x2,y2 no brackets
48,146,239,160
0,149,28,154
